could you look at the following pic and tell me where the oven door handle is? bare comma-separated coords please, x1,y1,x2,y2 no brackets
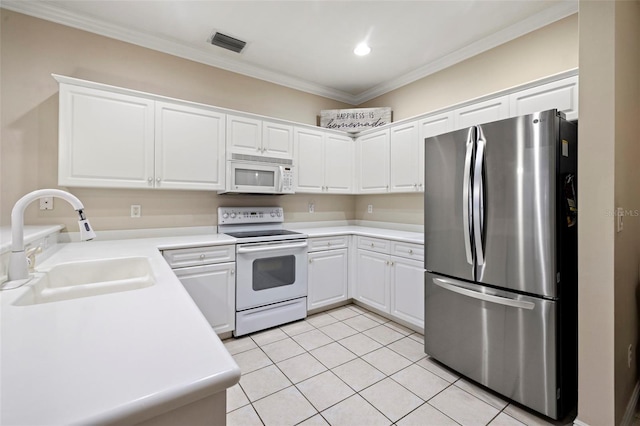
237,241,308,254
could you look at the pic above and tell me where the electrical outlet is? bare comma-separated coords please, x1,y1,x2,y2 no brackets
131,205,141,218
628,344,633,368
39,197,53,210
367,204,373,214
308,202,315,213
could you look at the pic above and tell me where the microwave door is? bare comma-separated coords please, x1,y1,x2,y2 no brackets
231,163,277,193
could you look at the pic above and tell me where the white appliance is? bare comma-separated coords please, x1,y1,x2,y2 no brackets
219,154,294,194
219,207,307,336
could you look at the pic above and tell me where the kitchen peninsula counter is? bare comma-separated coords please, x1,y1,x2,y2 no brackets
0,232,239,426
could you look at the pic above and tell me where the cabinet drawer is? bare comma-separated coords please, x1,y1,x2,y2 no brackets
308,235,349,252
163,245,235,268
357,236,390,254
391,241,424,261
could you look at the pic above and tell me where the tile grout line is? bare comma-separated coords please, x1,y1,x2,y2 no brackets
227,304,526,426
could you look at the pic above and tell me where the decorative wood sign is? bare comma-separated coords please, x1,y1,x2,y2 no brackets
320,107,392,133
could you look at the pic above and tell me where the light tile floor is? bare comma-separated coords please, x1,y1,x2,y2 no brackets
224,304,567,426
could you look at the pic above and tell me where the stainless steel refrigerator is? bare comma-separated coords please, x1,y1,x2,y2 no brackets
423,109,577,420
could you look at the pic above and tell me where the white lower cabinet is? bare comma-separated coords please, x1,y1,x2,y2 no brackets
307,248,349,310
354,237,425,329
354,249,390,312
389,256,424,327
163,246,235,334
307,236,349,310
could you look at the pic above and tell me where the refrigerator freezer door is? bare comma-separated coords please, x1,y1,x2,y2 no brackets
424,272,559,419
424,127,475,282
476,110,558,298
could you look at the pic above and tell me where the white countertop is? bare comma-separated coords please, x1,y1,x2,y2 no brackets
292,225,423,244
0,224,421,425
0,233,239,426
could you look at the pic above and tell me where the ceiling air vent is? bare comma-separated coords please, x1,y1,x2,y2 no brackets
210,32,246,53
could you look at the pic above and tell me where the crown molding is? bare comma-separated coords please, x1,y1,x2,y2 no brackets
0,0,357,104
353,0,579,104
2,0,578,106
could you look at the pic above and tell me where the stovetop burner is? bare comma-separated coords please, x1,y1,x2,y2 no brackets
225,229,303,239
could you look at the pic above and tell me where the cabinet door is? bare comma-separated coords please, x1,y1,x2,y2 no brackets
389,122,420,193
509,76,579,121
58,84,155,188
324,133,354,193
155,102,226,190
355,249,390,313
420,112,454,192
308,249,349,310
226,115,262,156
172,262,235,334
294,127,325,193
454,95,509,129
390,256,425,329
357,129,390,193
263,121,294,159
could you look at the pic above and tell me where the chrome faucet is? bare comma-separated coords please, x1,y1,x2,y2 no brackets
7,189,96,284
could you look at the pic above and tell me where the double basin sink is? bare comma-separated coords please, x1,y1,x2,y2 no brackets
14,256,155,306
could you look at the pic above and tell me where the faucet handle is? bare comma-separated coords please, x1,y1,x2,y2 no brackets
25,245,43,271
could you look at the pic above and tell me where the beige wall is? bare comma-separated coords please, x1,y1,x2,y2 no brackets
0,9,579,232
360,15,579,121
577,1,640,425
0,9,354,231
613,0,640,424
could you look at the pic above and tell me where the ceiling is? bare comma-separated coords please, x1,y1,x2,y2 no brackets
2,0,578,105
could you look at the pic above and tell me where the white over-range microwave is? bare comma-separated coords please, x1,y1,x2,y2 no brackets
219,154,295,194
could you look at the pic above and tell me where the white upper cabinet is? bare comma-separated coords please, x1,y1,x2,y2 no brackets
226,115,261,154
420,111,455,140
509,75,579,121
57,79,226,191
389,122,422,193
227,114,293,159
263,121,294,158
357,129,390,193
324,133,354,193
155,102,226,190
295,127,353,194
58,84,155,189
454,95,510,129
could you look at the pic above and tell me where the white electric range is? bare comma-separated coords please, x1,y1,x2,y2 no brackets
218,207,308,336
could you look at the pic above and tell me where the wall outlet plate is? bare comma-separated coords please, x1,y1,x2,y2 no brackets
131,205,141,218
39,197,53,210
367,204,373,214
308,202,315,213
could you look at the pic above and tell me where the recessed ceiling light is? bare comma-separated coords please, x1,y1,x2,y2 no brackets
354,42,371,56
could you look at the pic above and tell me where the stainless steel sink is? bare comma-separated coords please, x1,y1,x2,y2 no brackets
14,257,155,305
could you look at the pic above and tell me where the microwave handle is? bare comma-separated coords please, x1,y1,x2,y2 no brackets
278,166,284,193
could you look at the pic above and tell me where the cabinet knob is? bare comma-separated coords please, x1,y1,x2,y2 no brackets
327,242,331,246
156,177,161,182
370,243,374,247
230,269,235,275
148,177,153,183
409,249,413,254
199,254,206,259
309,259,313,263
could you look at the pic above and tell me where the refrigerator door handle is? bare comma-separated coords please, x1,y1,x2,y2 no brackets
462,127,475,265
473,127,486,266
432,277,535,310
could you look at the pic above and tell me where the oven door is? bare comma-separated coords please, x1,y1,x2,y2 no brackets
236,239,308,310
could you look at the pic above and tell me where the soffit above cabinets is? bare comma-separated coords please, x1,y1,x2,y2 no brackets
1,0,577,105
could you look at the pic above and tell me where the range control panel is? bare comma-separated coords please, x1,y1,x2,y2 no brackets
218,207,284,225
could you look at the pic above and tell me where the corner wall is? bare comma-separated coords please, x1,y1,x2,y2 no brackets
577,1,640,424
